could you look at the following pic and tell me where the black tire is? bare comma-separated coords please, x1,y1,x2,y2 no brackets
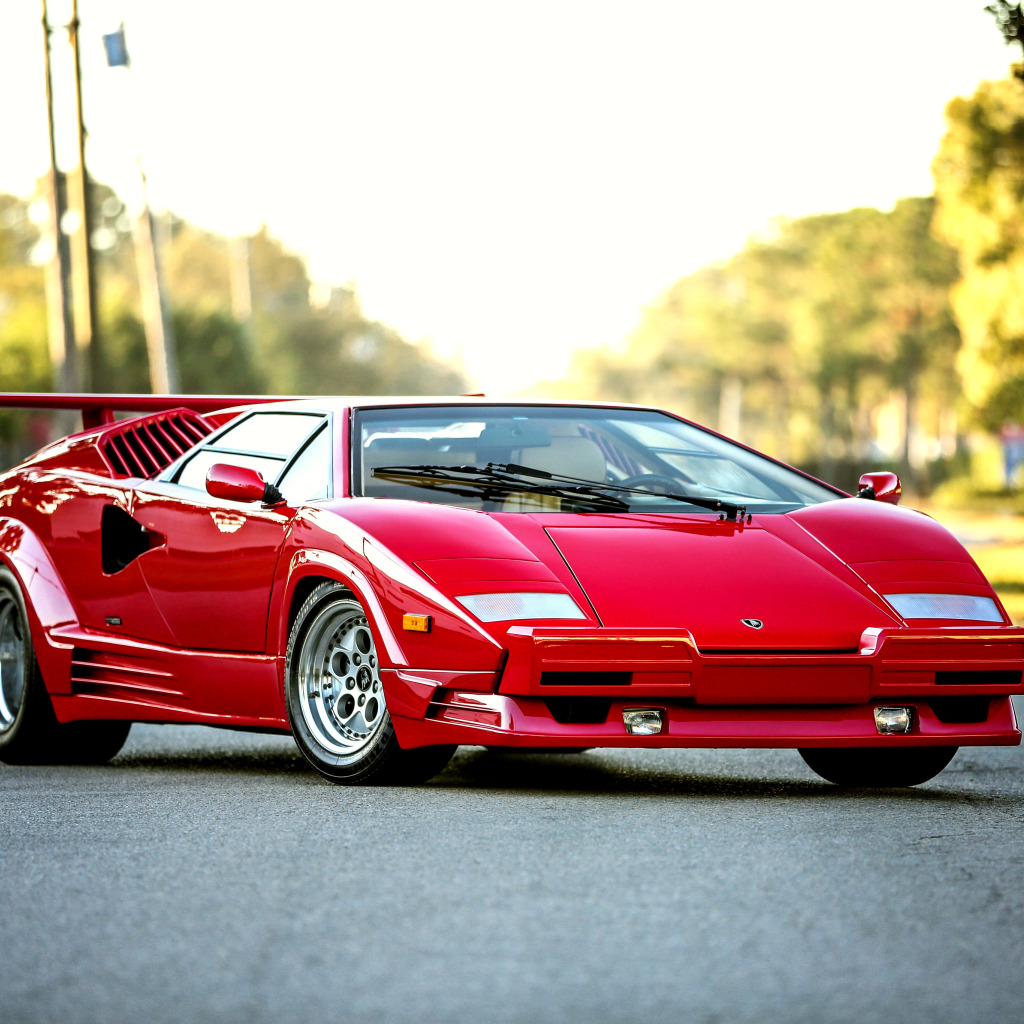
798,745,958,787
285,582,455,785
0,568,131,765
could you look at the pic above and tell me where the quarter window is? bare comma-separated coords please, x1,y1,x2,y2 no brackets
208,413,323,457
277,426,331,501
168,411,328,495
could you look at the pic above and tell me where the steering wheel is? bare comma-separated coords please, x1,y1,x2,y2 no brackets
616,473,683,493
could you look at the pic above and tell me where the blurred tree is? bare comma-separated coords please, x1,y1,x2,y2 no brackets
0,183,467,461
0,193,51,461
162,222,233,314
102,307,265,395
875,198,962,482
986,2,1024,78
264,285,465,396
933,72,1024,430
555,199,960,488
160,223,465,396
249,225,310,316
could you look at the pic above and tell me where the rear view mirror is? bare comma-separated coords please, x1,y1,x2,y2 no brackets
476,424,552,449
206,463,284,505
856,471,901,505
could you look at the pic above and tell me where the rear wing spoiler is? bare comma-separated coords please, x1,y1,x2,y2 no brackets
0,393,291,431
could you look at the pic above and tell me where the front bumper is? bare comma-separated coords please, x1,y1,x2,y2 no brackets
386,625,1024,749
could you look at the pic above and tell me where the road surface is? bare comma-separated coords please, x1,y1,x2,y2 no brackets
3,711,1023,1024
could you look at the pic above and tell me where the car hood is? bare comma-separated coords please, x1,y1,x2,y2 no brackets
540,500,987,649
333,498,989,651
542,519,891,648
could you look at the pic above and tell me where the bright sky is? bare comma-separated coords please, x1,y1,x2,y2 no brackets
0,1,1016,393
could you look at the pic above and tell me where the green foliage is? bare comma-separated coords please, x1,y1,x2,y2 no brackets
557,197,961,487
0,185,467,456
263,295,464,397
100,307,265,395
986,3,1024,54
0,195,50,449
933,71,1024,430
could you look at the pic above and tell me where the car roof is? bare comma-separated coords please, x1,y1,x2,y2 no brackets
240,396,662,415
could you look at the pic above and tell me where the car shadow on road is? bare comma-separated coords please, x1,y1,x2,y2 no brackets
102,729,312,781
66,729,1018,804
110,750,311,776
428,747,1016,803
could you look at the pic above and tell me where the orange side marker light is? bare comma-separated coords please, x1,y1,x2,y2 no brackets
403,614,432,633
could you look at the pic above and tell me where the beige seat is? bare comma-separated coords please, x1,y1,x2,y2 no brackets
517,436,606,480
503,435,606,511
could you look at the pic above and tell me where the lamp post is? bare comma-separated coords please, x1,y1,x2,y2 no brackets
40,0,79,398
102,21,179,393
67,0,101,390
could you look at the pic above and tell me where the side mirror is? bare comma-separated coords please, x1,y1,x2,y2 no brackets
856,471,901,505
206,463,284,505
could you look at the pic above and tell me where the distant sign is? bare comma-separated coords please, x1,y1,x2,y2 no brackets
102,25,130,68
1001,424,1024,486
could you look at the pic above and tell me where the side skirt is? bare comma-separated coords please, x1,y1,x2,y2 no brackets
46,626,287,728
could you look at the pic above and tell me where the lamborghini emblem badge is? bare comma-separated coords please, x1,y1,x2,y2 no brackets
741,618,764,629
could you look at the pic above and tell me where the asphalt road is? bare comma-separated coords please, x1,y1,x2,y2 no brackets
3,707,1024,1024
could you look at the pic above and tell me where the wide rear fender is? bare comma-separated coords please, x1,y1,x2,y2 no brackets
0,517,78,694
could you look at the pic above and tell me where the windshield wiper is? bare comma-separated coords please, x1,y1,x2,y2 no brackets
370,464,630,511
372,463,748,520
492,463,748,520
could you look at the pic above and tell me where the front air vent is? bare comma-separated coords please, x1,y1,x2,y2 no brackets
928,697,991,724
540,671,632,686
935,670,1022,687
100,409,214,479
543,698,613,724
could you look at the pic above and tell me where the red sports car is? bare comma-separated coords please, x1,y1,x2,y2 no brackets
0,393,1020,786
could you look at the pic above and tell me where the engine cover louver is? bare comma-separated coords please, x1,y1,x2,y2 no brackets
99,409,214,479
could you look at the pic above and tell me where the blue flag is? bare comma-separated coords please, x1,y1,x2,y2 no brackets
102,25,130,68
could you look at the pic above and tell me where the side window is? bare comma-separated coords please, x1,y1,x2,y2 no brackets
277,426,331,502
168,411,327,493
204,413,321,456
176,450,286,491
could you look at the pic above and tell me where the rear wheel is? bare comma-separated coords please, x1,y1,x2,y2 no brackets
798,745,958,787
285,582,455,785
0,569,130,765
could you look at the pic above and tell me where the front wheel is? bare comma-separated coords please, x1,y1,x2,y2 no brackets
285,582,455,785
798,745,958,787
0,569,130,765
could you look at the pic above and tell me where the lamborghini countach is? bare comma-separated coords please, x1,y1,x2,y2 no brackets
0,393,1020,787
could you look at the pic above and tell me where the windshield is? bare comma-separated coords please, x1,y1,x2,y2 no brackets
354,405,842,514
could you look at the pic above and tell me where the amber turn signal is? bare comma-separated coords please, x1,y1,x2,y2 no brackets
402,614,432,633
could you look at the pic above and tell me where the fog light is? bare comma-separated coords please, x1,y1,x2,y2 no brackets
874,706,913,734
623,708,664,736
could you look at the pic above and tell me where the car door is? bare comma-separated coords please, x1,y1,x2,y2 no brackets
130,481,293,652
131,409,332,653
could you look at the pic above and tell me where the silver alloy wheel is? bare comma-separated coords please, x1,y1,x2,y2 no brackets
0,591,26,731
296,601,387,758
